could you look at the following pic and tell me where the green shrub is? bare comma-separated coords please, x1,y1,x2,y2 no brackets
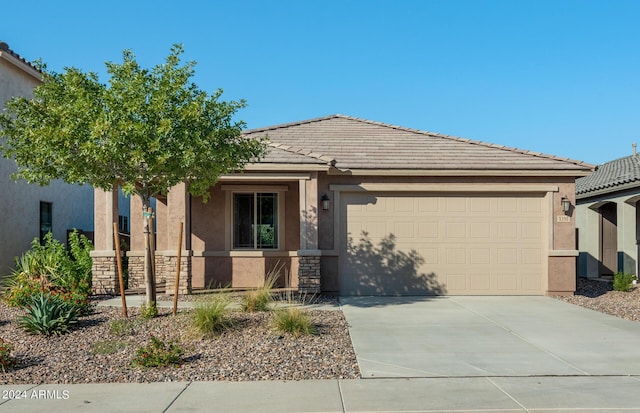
109,319,136,336
272,308,316,337
133,335,184,368
192,297,233,337
613,272,637,292
92,340,127,355
18,293,78,336
241,269,278,312
0,338,17,372
242,290,272,312
140,301,158,319
4,231,93,309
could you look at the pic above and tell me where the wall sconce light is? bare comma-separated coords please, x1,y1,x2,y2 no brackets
561,196,571,213
321,194,330,211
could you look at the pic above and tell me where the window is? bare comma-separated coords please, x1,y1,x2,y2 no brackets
39,201,52,244
233,192,278,249
118,215,129,234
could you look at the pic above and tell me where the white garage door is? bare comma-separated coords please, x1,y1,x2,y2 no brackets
340,192,547,295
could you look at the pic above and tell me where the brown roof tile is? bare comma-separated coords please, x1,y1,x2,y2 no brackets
243,115,594,172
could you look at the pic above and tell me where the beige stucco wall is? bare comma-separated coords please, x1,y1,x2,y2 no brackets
576,187,639,278
0,56,93,277
188,180,300,288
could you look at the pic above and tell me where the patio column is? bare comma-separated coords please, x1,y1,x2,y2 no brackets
161,183,192,295
298,173,321,293
90,186,119,295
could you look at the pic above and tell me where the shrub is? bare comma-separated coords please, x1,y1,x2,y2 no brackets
0,338,17,372
272,308,316,337
92,340,127,355
109,319,136,336
133,335,184,368
4,231,93,309
613,272,637,292
18,293,78,336
140,301,158,319
192,297,233,337
241,269,279,312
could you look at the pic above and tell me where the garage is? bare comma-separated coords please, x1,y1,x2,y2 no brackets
340,192,547,296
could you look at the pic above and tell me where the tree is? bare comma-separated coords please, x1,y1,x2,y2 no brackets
0,44,268,311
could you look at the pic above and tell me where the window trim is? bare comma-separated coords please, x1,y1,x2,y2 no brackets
223,186,287,251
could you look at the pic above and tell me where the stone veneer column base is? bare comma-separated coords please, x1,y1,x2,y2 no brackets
126,251,192,294
297,253,321,294
90,252,119,295
126,255,145,289
159,252,192,295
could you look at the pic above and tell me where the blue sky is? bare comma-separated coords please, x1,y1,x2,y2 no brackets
3,0,639,165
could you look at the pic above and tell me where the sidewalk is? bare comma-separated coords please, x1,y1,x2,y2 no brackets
2,376,640,412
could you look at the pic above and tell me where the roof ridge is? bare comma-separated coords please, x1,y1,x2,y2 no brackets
244,115,343,134
267,142,336,166
334,114,594,169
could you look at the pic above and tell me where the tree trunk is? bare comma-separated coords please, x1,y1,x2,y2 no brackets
141,194,156,307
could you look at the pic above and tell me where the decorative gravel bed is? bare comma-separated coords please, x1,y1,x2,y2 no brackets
557,278,640,321
0,299,360,384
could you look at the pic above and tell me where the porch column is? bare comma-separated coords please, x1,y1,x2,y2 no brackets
161,183,192,295
90,186,119,295
298,173,321,293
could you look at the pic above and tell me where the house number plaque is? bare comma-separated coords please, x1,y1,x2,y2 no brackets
556,215,571,223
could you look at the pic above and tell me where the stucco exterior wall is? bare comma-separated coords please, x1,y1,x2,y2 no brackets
576,187,639,278
0,56,93,277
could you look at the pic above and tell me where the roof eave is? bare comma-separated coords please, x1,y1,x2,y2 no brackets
328,168,594,177
0,50,41,82
577,180,640,200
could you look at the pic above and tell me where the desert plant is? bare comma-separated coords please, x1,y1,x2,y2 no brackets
109,319,137,336
241,267,280,312
140,301,158,319
4,231,93,308
192,297,233,337
613,272,637,292
92,340,127,355
272,307,316,337
0,338,17,372
133,335,184,368
18,293,78,335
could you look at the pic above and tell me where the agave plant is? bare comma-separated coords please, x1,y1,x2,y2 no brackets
18,293,78,336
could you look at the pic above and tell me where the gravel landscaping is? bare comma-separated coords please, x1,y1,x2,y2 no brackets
1,277,637,385
557,277,640,321
0,297,359,384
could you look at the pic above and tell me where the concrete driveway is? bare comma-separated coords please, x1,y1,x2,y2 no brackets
340,296,640,378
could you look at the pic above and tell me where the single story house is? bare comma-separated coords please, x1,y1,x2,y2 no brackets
576,151,640,278
91,115,593,296
0,41,94,276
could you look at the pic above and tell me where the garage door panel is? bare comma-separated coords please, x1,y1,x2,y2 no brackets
341,193,546,296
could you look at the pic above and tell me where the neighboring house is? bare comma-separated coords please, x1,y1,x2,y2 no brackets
576,151,640,278
91,115,593,296
0,41,94,276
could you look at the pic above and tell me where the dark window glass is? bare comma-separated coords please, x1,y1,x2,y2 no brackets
233,193,278,249
40,202,52,244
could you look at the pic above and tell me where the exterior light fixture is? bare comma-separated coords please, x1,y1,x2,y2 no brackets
561,196,571,213
321,194,330,211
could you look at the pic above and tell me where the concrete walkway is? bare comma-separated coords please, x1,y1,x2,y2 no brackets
3,376,640,412
4,295,640,412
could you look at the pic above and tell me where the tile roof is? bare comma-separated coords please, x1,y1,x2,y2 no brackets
243,115,594,172
0,41,41,74
576,154,640,196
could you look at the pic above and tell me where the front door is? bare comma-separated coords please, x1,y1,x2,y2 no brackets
599,203,617,276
